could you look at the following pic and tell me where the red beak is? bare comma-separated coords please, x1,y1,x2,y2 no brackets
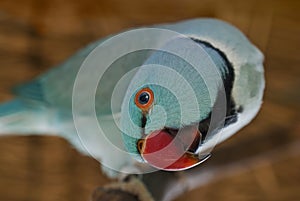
138,125,209,170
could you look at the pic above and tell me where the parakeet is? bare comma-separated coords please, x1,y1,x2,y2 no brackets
0,18,264,178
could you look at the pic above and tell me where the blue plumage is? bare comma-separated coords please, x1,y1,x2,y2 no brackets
0,18,264,177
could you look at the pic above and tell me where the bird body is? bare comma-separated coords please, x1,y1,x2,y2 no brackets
0,19,264,178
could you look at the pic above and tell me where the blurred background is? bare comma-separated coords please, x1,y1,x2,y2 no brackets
0,0,299,201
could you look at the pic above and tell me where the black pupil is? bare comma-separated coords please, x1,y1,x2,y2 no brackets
138,92,150,105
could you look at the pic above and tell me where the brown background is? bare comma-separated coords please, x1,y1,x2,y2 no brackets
0,0,299,201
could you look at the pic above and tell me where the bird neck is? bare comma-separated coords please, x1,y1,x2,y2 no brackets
189,38,238,142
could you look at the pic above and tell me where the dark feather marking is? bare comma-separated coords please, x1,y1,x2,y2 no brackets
189,38,239,143
141,115,147,128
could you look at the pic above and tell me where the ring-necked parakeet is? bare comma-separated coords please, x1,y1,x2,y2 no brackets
0,19,264,178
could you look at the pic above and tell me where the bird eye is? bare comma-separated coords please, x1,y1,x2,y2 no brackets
138,92,150,104
135,87,154,111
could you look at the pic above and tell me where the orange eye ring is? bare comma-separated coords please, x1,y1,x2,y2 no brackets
134,87,154,111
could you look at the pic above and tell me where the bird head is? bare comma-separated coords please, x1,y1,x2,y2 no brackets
120,83,205,171
119,37,227,171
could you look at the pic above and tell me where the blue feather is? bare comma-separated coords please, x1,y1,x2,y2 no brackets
0,99,28,117
13,80,45,102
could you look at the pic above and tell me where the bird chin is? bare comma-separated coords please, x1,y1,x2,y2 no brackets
138,125,209,170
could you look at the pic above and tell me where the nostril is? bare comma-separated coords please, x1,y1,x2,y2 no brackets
137,139,145,153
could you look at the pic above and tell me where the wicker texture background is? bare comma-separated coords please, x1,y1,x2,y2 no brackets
0,0,299,200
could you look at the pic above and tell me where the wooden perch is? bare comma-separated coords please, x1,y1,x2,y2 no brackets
91,140,300,201
91,176,154,201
